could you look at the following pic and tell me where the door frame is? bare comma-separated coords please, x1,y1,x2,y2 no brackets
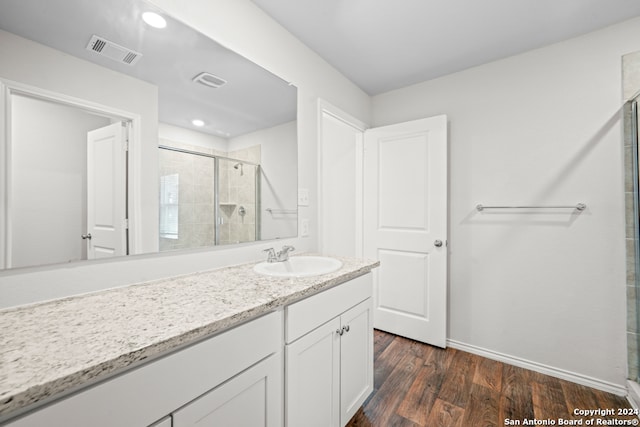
0,78,141,269
317,99,368,257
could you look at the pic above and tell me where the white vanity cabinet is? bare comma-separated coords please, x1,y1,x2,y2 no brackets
172,352,282,427
5,311,282,427
1,268,378,427
285,273,373,427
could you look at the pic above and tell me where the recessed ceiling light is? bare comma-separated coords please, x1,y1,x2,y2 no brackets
192,119,205,127
142,12,167,29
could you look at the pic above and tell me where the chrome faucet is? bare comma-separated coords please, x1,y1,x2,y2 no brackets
263,245,295,263
277,245,295,262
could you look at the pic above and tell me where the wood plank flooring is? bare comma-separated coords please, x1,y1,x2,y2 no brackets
346,330,636,427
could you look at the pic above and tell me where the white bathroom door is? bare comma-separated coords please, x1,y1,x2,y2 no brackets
86,122,128,259
363,115,448,348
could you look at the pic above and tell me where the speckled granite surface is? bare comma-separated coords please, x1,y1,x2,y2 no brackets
0,256,378,419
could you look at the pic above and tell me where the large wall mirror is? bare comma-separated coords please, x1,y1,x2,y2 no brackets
0,0,298,270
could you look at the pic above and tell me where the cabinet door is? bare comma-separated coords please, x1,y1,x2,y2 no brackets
286,317,341,427
340,299,373,426
172,353,282,427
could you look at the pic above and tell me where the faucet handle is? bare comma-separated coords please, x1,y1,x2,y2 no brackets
276,245,295,262
263,248,277,262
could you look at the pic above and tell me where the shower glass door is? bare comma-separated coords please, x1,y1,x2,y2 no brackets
158,147,217,251
217,158,260,245
626,94,640,383
158,146,260,251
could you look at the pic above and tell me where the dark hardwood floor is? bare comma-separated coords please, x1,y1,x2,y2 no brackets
346,330,636,427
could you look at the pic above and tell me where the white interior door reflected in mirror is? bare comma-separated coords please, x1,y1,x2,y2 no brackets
86,122,128,259
6,92,118,269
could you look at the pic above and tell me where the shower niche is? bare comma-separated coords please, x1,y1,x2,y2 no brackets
158,142,262,251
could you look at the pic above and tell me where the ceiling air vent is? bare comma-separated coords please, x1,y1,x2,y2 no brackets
86,35,142,66
193,72,227,89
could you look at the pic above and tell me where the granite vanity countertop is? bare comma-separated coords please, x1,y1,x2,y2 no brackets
0,255,379,419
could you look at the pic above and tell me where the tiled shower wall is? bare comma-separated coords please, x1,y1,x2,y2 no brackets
623,51,640,381
218,145,261,245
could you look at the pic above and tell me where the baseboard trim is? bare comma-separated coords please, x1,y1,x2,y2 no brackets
447,339,627,396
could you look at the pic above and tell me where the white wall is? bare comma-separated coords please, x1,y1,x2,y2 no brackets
0,0,370,308
11,94,111,268
159,122,229,152
372,17,640,390
229,121,298,240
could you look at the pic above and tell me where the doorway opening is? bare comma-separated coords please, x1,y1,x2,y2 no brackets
1,84,134,269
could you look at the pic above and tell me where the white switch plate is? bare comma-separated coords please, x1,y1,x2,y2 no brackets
301,219,310,237
298,188,309,206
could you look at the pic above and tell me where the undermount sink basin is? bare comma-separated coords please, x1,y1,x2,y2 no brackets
253,256,343,278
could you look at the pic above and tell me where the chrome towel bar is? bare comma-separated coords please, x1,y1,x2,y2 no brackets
476,203,586,212
266,208,298,214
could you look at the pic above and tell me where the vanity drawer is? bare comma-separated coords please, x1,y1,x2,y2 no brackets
285,273,372,343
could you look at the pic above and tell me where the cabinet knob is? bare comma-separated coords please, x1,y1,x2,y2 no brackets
336,325,350,336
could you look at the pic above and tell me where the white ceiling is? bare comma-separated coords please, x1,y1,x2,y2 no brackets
0,0,297,138
251,0,640,95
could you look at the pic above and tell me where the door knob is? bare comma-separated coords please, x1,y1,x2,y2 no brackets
81,233,92,240
434,240,443,247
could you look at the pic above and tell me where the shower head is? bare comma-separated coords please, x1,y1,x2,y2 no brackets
233,162,244,175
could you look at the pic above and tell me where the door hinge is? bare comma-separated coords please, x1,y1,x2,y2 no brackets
122,121,130,151
123,218,129,229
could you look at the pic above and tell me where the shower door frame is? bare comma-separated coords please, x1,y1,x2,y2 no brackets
625,92,640,386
